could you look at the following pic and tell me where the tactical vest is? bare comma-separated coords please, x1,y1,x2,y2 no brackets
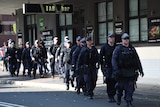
118,45,137,69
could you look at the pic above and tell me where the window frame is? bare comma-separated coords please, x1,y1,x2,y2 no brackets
97,1,113,44
128,0,148,43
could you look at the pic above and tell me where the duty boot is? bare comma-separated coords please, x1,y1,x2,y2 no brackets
126,101,133,107
117,96,121,105
109,96,116,103
77,88,80,94
71,81,74,87
66,85,69,90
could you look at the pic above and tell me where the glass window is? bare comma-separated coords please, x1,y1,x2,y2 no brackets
61,30,66,42
140,0,147,15
140,18,148,41
129,0,138,17
98,2,106,22
31,15,35,24
59,14,65,26
107,2,113,20
108,22,113,34
66,14,72,25
27,16,31,25
129,19,139,42
99,23,106,44
68,29,73,42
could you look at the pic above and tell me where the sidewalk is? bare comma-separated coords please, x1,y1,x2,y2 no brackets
0,68,160,89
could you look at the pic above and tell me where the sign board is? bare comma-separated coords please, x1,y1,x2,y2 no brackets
115,22,123,35
17,33,23,38
114,22,123,43
86,26,94,37
42,30,53,48
148,17,160,42
23,4,73,14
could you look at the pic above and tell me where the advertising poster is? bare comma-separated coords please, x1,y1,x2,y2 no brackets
148,17,160,42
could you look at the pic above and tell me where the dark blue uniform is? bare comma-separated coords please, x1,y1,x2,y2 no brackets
112,44,143,106
21,47,32,77
100,43,116,102
16,47,23,76
49,44,59,77
31,45,43,78
77,46,99,99
72,45,84,94
6,47,17,77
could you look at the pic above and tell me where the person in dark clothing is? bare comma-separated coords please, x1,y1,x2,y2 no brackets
49,37,59,78
6,41,17,77
72,37,86,94
77,36,99,99
31,40,44,78
21,42,32,77
112,33,144,107
59,40,73,90
100,33,116,102
39,40,49,75
16,43,24,76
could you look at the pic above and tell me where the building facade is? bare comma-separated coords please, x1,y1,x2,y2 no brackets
15,0,160,46
0,15,16,46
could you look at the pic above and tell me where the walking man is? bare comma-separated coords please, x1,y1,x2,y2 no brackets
112,33,144,107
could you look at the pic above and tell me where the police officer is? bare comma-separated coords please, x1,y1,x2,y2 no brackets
21,42,32,77
6,41,17,77
70,36,81,65
59,40,73,90
31,40,44,78
49,37,59,78
100,33,116,102
72,37,86,94
77,36,99,99
112,33,144,107
55,36,70,77
16,43,24,76
39,40,49,74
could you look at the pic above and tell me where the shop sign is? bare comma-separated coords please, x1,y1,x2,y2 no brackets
23,4,73,14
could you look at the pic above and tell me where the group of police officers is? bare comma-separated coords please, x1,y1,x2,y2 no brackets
3,32,144,107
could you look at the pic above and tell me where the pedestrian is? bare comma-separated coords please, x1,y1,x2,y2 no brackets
21,42,32,77
31,40,44,78
39,40,49,75
1,41,8,71
59,39,74,90
16,43,24,76
49,37,59,78
6,41,17,77
73,37,86,94
112,33,144,107
99,33,116,102
70,36,81,89
55,36,69,78
77,36,99,99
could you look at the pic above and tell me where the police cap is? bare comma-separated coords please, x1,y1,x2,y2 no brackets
107,33,115,37
86,36,92,41
76,36,81,41
80,37,86,43
121,33,129,39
